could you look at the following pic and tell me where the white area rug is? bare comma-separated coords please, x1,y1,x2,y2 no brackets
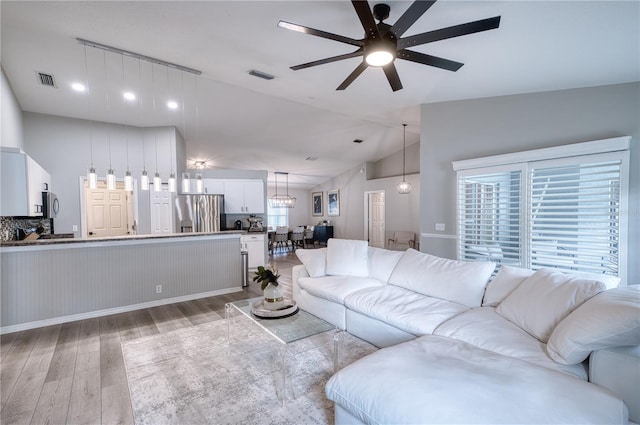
122,314,377,424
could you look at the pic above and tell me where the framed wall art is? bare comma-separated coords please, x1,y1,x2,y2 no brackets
312,192,323,216
327,189,340,216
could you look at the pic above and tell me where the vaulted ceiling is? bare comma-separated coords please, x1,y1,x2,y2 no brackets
2,1,638,187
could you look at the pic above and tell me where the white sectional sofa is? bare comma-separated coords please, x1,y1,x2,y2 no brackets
292,239,640,424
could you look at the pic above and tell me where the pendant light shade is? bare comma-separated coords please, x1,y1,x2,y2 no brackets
182,173,190,193
88,167,97,189
141,170,149,190
153,172,162,192
269,172,296,208
107,168,116,190
124,171,133,192
195,174,203,194
397,123,411,194
168,172,177,193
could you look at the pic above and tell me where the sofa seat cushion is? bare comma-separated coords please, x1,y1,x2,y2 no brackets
433,307,587,380
297,276,384,305
344,285,469,336
326,335,627,425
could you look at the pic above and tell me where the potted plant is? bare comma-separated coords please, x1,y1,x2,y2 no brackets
253,265,284,310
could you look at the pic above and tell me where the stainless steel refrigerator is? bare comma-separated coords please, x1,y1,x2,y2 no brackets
175,194,226,233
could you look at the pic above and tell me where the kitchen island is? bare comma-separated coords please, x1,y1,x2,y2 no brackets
1,231,244,333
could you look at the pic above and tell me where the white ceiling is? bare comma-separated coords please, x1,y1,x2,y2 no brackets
2,1,638,188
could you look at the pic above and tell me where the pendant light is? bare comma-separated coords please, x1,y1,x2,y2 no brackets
195,174,203,193
269,172,296,208
154,138,161,192
166,66,177,193
396,123,411,194
103,50,116,191
180,71,190,193
137,58,149,191
151,63,162,192
82,44,97,189
121,54,133,192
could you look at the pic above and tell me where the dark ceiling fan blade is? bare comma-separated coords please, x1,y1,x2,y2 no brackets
337,61,368,90
399,16,501,49
382,63,403,92
390,1,436,37
397,49,463,72
290,49,364,71
351,0,380,39
278,21,363,47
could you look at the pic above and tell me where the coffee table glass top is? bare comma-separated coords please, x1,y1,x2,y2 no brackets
229,297,335,344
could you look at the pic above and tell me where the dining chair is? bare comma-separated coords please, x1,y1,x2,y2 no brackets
290,226,305,250
274,226,290,252
387,231,416,251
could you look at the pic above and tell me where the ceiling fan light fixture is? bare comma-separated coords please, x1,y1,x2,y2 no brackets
365,49,394,67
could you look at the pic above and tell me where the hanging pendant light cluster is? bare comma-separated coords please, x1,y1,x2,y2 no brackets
269,172,296,208
78,38,202,193
396,123,412,194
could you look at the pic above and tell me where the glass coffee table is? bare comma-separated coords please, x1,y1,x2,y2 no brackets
225,297,342,405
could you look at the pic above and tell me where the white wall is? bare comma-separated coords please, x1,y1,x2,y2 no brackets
420,82,640,284
23,112,179,235
1,67,23,149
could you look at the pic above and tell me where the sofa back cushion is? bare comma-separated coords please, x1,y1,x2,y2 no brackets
388,249,495,307
482,265,535,307
496,269,606,343
547,285,640,365
367,247,404,283
326,239,369,277
295,248,327,277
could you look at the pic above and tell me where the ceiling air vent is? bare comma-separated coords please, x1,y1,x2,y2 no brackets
36,72,57,88
248,69,275,81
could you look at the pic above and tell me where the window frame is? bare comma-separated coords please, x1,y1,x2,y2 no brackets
453,136,630,284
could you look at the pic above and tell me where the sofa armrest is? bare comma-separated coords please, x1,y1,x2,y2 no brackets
589,346,640,423
291,265,309,301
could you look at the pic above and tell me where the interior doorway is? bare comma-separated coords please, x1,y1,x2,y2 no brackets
79,178,138,238
364,190,385,248
150,184,174,234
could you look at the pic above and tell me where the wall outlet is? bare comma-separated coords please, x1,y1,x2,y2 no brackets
72,225,78,232
156,285,162,294
435,223,446,231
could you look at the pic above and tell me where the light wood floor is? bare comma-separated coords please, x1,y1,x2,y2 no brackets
0,250,302,425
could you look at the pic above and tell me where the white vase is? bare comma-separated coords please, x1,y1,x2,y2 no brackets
263,283,284,311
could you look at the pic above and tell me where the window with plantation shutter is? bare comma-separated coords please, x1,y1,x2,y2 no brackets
529,157,622,275
457,167,523,267
453,137,630,283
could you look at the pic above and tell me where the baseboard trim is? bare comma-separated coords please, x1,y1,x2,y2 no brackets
0,287,242,335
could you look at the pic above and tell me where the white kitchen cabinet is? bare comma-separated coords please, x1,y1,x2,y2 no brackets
241,233,266,268
203,179,224,195
224,179,265,214
1,148,50,217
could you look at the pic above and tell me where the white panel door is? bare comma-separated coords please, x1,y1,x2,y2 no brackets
150,189,174,234
368,191,385,248
86,187,129,237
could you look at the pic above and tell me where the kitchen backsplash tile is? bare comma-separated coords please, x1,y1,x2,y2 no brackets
0,217,51,242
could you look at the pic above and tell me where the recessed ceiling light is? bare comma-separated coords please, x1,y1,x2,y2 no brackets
167,101,179,110
71,83,86,92
123,91,136,101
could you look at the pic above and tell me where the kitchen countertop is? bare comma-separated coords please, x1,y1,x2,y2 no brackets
0,230,244,247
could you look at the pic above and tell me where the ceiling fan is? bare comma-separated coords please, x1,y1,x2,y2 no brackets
277,0,501,92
